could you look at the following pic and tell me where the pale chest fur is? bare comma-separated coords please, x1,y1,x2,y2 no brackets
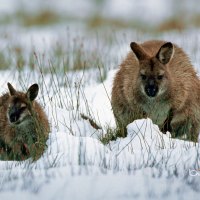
13,119,37,144
140,99,170,126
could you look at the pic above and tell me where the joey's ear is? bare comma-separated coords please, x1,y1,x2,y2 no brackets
130,42,148,60
27,84,39,101
156,42,174,64
7,82,17,96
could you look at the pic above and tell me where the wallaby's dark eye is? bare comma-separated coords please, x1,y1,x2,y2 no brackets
141,74,147,80
157,75,164,80
20,106,26,113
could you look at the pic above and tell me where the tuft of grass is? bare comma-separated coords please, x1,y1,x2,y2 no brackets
100,126,122,145
87,15,129,29
86,15,152,33
0,36,109,80
80,113,102,130
157,18,186,32
18,10,61,27
13,46,26,70
0,51,11,70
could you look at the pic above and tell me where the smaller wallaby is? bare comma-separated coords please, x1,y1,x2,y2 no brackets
0,83,50,161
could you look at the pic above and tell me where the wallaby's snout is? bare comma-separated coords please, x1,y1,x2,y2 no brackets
9,106,19,123
145,79,158,97
8,105,26,124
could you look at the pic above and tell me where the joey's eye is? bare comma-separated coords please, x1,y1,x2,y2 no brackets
140,74,147,80
157,75,164,80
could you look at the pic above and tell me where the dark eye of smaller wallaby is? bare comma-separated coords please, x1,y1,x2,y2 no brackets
157,75,164,80
19,106,26,112
140,74,147,80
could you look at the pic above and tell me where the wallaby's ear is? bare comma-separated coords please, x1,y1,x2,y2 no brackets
27,84,39,101
156,42,174,64
7,82,17,96
130,42,148,60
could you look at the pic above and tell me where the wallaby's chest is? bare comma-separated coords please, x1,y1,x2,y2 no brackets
141,100,170,126
15,120,37,143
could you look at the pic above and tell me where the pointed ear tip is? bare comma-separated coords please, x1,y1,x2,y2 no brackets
164,42,173,48
7,82,16,95
130,42,137,48
28,83,39,94
31,83,39,89
27,84,39,101
7,82,13,90
34,83,39,88
31,84,39,94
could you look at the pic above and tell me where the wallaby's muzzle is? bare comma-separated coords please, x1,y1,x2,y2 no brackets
8,107,21,123
144,79,158,97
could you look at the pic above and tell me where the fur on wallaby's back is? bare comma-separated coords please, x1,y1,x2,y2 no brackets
111,40,200,142
0,83,50,161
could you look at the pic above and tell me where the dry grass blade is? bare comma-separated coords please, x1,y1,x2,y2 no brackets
80,113,102,130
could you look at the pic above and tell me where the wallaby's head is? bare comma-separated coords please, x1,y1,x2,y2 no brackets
130,42,174,98
7,83,39,125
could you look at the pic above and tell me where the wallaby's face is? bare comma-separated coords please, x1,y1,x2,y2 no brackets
7,83,39,125
138,58,170,98
130,42,174,98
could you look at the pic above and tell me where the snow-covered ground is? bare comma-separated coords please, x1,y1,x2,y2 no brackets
1,0,200,199
0,67,200,199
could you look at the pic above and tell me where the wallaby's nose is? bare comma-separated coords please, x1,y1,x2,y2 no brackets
9,113,18,123
145,79,158,97
9,107,20,123
145,85,158,97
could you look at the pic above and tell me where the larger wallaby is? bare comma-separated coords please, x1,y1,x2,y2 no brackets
111,40,200,142
0,83,50,160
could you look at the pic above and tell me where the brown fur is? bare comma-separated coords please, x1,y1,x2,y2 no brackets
0,83,50,160
111,40,200,142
